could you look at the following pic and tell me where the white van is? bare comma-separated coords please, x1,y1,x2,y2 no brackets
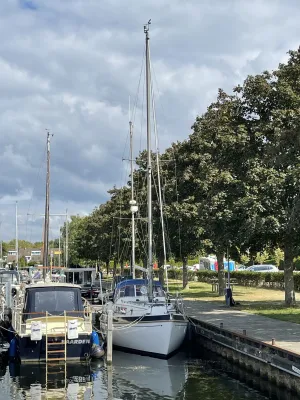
246,264,279,272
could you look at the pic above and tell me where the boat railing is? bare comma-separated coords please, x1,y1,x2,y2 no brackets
12,298,93,335
174,293,185,316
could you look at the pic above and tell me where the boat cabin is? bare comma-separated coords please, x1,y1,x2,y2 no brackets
64,268,96,285
0,270,20,285
22,283,84,320
113,279,165,303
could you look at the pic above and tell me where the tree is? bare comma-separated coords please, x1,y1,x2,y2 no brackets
235,49,300,305
187,90,255,295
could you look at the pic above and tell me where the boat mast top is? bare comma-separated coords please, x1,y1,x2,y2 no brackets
144,19,153,300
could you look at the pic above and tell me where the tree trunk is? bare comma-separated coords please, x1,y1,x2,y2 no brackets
106,260,109,276
217,251,225,296
284,242,296,306
113,258,117,277
120,259,124,276
182,256,189,290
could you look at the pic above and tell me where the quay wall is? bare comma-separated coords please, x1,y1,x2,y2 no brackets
189,318,300,396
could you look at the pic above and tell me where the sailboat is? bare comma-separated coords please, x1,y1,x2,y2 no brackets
4,132,104,362
99,21,188,358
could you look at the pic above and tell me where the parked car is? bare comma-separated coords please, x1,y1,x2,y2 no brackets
246,264,279,272
236,265,248,271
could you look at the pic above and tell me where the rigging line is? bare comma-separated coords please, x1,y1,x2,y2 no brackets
149,51,178,263
136,223,147,260
26,142,47,243
109,216,115,263
118,226,131,263
132,50,145,125
151,65,168,272
150,52,170,287
137,62,146,196
162,185,173,258
136,174,148,252
173,155,182,260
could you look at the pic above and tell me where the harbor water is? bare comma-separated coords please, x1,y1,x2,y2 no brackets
0,347,295,399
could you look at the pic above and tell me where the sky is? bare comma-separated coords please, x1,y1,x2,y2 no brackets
0,0,299,242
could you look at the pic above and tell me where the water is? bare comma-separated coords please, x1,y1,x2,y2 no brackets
0,349,296,399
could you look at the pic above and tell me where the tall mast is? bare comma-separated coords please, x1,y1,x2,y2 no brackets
58,227,61,268
15,201,18,269
129,101,137,279
65,209,69,269
144,20,153,300
43,130,52,278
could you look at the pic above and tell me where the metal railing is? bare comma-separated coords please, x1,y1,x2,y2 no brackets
12,297,93,336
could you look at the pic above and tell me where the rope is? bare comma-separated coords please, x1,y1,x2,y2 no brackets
112,313,146,331
0,325,15,334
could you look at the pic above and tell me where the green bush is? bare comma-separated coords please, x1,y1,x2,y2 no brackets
196,270,288,290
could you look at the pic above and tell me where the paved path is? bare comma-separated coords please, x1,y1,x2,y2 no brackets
185,300,300,355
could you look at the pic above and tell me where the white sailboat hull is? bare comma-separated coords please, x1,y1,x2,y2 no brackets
103,316,187,357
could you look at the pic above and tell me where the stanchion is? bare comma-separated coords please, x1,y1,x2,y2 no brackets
5,281,12,308
107,310,113,364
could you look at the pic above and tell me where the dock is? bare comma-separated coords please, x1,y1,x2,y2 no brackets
186,300,300,395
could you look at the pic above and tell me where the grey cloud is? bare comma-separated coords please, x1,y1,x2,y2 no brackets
1,0,300,239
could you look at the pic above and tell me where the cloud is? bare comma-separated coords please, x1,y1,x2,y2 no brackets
1,0,300,240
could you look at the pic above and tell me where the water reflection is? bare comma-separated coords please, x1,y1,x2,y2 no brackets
0,349,296,399
3,359,100,399
109,351,187,399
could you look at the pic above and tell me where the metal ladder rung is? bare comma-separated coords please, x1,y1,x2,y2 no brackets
47,370,65,374
47,333,65,337
47,350,65,354
46,311,67,364
47,342,64,346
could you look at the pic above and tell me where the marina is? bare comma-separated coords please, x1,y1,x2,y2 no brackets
1,1,300,399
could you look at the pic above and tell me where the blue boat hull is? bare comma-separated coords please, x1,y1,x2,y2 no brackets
16,334,91,363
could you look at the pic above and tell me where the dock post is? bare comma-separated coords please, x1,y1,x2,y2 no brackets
107,310,113,364
5,281,12,308
107,364,113,400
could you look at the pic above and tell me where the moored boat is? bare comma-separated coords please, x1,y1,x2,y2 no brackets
99,21,188,358
7,279,104,362
100,278,187,358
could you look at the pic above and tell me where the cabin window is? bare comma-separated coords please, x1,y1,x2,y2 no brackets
124,286,135,297
136,285,147,296
34,290,76,313
0,274,18,284
153,286,164,297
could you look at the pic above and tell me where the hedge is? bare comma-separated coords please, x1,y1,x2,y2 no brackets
195,270,300,291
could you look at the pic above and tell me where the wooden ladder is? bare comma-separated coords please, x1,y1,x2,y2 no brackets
45,311,67,363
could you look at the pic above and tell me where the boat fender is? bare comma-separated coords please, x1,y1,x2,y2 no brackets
8,337,17,359
90,344,105,359
90,331,100,346
90,331,104,359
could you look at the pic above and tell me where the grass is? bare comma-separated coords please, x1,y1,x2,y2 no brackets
168,279,300,324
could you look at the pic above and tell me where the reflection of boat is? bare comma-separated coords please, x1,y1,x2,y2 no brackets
111,351,187,398
8,361,99,399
